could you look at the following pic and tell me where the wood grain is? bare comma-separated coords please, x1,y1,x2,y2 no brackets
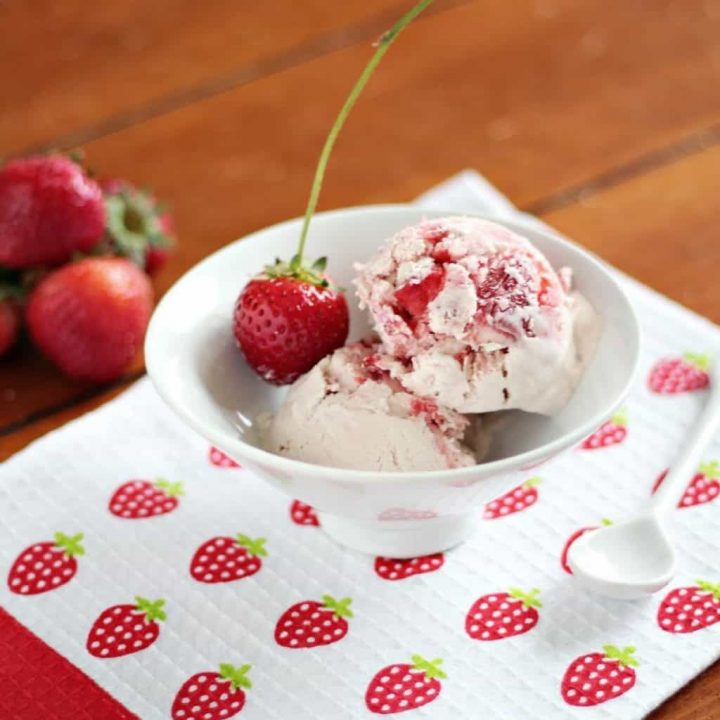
0,0,429,156
3,0,719,429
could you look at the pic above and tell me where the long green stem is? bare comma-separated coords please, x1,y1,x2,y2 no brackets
296,0,435,263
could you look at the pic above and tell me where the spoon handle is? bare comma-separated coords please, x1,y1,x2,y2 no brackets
652,359,720,515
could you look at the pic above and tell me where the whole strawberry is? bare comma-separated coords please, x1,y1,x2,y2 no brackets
374,553,444,581
0,155,105,268
290,499,320,527
109,478,183,519
190,534,267,583
483,476,541,519
657,580,720,633
172,663,251,720
365,655,446,714
209,445,240,468
87,596,166,658
274,594,352,649
26,257,153,382
561,519,613,574
648,353,710,394
466,587,541,641
581,410,628,450
653,462,720,508
101,178,175,276
7,531,84,595
233,258,349,385
561,645,638,707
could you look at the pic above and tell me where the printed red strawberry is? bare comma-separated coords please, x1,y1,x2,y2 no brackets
233,267,349,385
561,645,638,707
653,461,720,508
172,663,251,720
581,409,628,450
274,594,352,648
86,596,166,658
26,257,153,382
290,499,320,527
561,519,613,574
365,655,446,714
7,532,84,595
657,580,720,633
0,155,105,268
209,446,240,468
465,587,541,640
190,534,267,584
483,476,541,520
648,353,710,394
109,478,183,519
101,178,175,276
374,554,444,581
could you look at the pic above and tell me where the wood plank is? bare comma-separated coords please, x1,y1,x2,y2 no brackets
649,662,720,720
3,0,719,428
0,0,421,156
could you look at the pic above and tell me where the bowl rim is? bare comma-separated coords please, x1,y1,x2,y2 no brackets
146,203,642,483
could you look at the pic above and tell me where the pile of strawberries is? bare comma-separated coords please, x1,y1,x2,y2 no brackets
0,154,174,381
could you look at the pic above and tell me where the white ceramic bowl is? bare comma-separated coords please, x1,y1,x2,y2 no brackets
145,206,640,557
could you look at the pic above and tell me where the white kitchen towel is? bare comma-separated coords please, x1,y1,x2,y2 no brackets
2,171,719,720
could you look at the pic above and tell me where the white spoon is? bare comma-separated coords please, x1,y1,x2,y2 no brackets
568,359,720,600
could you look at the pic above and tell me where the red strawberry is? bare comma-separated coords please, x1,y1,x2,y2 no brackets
86,596,166,658
393,266,445,321
7,532,84,595
465,587,541,641
171,663,251,720
561,519,613,574
657,580,720,633
0,155,105,268
290,499,320,527
0,298,20,357
233,261,349,385
26,257,153,382
365,655,446,714
274,595,352,649
561,645,638,706
581,410,628,450
374,554,444,581
208,446,240,468
190,534,267,584
109,478,183,519
483,476,541,519
653,462,720,508
648,353,710,394
101,178,175,276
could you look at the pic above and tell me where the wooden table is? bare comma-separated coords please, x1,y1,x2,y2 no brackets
1,1,718,716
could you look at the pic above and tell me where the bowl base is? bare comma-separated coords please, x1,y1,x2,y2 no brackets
318,512,477,558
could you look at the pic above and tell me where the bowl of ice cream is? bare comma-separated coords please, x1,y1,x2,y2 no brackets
146,205,640,557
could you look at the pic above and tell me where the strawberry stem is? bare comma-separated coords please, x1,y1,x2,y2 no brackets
135,596,167,622
54,531,85,557
410,655,447,680
523,476,542,489
155,478,184,497
219,663,252,691
321,594,354,619
295,0,435,265
696,579,720,600
600,518,613,527
683,352,711,371
235,534,268,557
602,644,639,668
611,407,628,426
508,587,542,609
699,460,720,479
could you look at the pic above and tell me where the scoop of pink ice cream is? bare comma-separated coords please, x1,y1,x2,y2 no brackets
355,217,597,414
259,341,484,471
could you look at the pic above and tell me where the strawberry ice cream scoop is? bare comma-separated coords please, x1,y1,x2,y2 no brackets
355,217,598,414
259,341,486,471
